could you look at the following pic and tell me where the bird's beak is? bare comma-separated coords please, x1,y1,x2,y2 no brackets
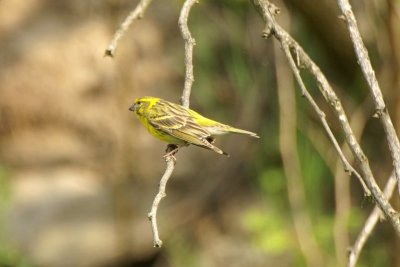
129,103,136,112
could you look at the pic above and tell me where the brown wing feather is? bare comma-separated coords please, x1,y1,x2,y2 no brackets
148,101,228,155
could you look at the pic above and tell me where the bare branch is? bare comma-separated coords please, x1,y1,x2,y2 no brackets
333,102,369,266
105,0,154,57
250,0,400,234
337,0,400,195
147,156,176,247
179,0,198,108
147,0,198,247
281,43,369,196
347,173,397,267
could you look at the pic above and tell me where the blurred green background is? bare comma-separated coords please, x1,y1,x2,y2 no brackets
0,0,399,266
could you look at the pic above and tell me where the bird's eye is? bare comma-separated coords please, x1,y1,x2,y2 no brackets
136,101,141,105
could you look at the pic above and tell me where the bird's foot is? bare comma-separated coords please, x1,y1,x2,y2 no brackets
163,144,179,160
206,136,215,144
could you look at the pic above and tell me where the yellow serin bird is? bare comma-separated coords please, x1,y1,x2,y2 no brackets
129,96,259,156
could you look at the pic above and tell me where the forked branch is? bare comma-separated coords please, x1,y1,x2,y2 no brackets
347,173,397,267
336,0,400,196
250,0,400,234
106,0,199,247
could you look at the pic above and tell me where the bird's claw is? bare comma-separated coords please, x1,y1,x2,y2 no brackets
163,144,179,160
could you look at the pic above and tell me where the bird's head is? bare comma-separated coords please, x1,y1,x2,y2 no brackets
129,96,158,116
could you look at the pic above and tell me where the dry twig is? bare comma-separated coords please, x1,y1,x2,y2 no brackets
347,173,397,267
147,0,198,247
179,0,198,108
105,0,154,57
147,156,176,247
250,0,400,234
337,0,400,195
275,30,325,266
333,102,369,266
336,2,400,264
282,43,369,196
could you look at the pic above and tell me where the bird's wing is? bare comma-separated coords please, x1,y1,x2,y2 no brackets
149,113,226,154
149,113,208,144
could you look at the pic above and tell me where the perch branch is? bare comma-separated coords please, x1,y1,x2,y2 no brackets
250,0,400,234
147,0,198,247
347,173,397,267
337,0,400,195
147,157,176,247
105,0,154,57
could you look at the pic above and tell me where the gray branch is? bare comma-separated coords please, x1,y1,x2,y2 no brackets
347,173,397,267
105,0,154,57
179,0,198,108
276,37,325,266
147,157,176,247
147,0,198,247
336,0,400,196
250,0,400,234
281,43,369,196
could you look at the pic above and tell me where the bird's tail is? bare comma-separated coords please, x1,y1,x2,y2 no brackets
228,127,260,138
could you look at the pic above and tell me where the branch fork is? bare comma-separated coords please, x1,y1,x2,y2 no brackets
106,0,198,247
251,0,400,266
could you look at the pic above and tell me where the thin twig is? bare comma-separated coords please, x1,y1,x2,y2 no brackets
250,0,400,234
179,0,198,108
147,157,176,247
299,101,369,266
347,173,397,267
282,43,369,196
337,0,400,195
105,0,154,57
276,34,325,266
333,102,369,266
147,0,198,247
